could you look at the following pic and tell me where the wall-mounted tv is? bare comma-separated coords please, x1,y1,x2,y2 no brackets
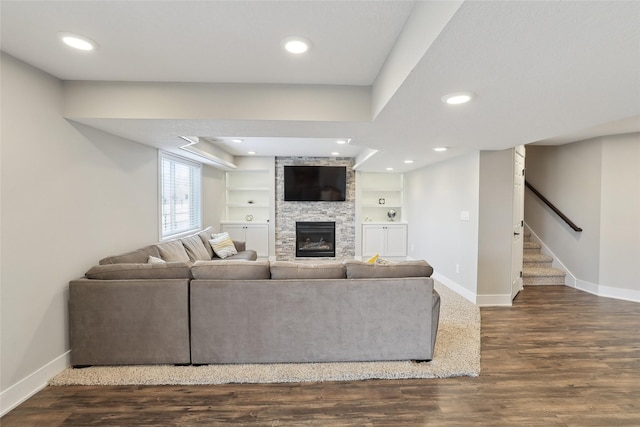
284,166,347,201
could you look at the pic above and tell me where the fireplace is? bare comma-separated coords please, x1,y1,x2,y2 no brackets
296,221,336,258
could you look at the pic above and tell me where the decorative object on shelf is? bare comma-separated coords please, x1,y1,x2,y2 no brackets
387,209,397,221
245,214,254,222
247,200,254,204
378,198,385,205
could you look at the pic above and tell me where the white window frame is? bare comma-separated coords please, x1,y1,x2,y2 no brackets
159,151,202,240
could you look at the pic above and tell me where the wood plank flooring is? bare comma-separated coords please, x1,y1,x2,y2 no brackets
3,285,639,426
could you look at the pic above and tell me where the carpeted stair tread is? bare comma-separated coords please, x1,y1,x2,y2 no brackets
523,253,553,266
523,267,566,286
524,241,541,250
523,267,566,277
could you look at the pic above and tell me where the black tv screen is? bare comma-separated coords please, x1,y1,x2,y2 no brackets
284,166,346,201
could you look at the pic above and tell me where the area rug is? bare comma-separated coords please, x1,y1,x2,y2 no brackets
49,282,480,386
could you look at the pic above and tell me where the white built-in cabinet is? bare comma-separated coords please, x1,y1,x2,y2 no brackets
358,172,407,258
221,223,269,258
362,224,408,257
223,168,272,258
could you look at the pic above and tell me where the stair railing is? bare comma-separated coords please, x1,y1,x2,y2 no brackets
525,181,583,232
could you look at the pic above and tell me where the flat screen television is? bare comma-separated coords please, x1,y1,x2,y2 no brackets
284,166,346,201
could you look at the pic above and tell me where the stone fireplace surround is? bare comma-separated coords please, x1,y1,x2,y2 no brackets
275,157,355,261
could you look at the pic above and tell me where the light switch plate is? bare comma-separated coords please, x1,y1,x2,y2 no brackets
460,210,470,221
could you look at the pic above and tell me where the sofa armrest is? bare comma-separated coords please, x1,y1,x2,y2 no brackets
69,278,191,366
233,240,246,252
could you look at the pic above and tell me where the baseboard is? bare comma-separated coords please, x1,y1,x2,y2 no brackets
1,351,70,417
525,223,639,303
431,273,477,304
475,293,513,307
576,279,640,303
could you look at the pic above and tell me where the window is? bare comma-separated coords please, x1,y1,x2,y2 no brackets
160,152,201,239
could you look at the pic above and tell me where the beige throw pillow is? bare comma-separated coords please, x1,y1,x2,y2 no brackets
209,232,238,259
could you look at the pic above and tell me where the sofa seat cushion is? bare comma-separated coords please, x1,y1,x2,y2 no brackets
85,262,192,280
181,234,211,261
155,240,190,262
344,260,434,279
191,259,270,280
270,261,346,279
99,245,161,265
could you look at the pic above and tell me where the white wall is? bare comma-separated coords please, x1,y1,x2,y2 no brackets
525,134,640,300
405,152,480,299
599,134,640,293
0,53,160,414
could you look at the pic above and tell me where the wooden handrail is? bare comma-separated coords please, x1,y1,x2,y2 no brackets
525,181,583,232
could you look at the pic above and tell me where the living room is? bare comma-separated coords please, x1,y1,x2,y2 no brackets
1,0,639,422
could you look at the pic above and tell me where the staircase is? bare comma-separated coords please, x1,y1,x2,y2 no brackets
523,230,567,286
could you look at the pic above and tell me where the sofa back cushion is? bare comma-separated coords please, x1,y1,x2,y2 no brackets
181,234,211,261
269,261,346,280
155,240,190,262
197,226,216,258
99,245,161,265
85,262,192,280
191,260,271,280
344,260,433,279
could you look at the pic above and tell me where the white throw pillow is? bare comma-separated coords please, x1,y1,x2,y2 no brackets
147,255,166,264
209,232,238,259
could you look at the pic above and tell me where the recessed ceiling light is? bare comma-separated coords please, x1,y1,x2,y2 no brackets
386,167,394,171
433,147,448,152
404,160,414,164
336,139,348,145
441,91,475,105
231,138,243,143
281,36,311,54
248,151,256,155
59,32,98,51
331,152,340,156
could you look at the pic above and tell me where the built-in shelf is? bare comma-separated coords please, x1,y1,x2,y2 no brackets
359,172,404,223
225,169,271,223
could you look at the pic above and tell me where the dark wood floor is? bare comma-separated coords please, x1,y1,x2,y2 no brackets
3,286,639,426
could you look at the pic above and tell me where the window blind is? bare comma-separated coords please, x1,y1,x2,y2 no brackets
160,152,202,239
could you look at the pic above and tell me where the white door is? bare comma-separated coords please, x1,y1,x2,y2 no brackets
511,146,525,299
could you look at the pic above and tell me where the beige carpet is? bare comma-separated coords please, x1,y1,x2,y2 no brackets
50,282,480,386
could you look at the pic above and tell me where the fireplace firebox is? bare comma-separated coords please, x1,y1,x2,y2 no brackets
296,222,336,258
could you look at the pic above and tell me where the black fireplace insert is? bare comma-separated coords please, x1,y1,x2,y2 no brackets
296,221,336,257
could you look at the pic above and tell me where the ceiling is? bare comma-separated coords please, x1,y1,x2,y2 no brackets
2,0,639,172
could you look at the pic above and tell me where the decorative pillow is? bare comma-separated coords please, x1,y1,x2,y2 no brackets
270,261,346,280
366,254,379,264
85,262,191,280
191,260,271,280
147,255,166,264
155,240,190,262
181,234,211,261
209,232,238,259
375,258,394,265
344,260,434,279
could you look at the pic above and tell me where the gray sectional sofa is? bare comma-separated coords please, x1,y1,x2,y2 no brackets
69,228,441,367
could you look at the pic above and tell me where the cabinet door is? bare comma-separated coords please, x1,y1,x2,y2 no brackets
362,225,385,257
221,224,245,242
384,224,408,257
244,225,269,257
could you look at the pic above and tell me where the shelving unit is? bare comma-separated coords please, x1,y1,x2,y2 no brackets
225,169,271,223
359,172,404,223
